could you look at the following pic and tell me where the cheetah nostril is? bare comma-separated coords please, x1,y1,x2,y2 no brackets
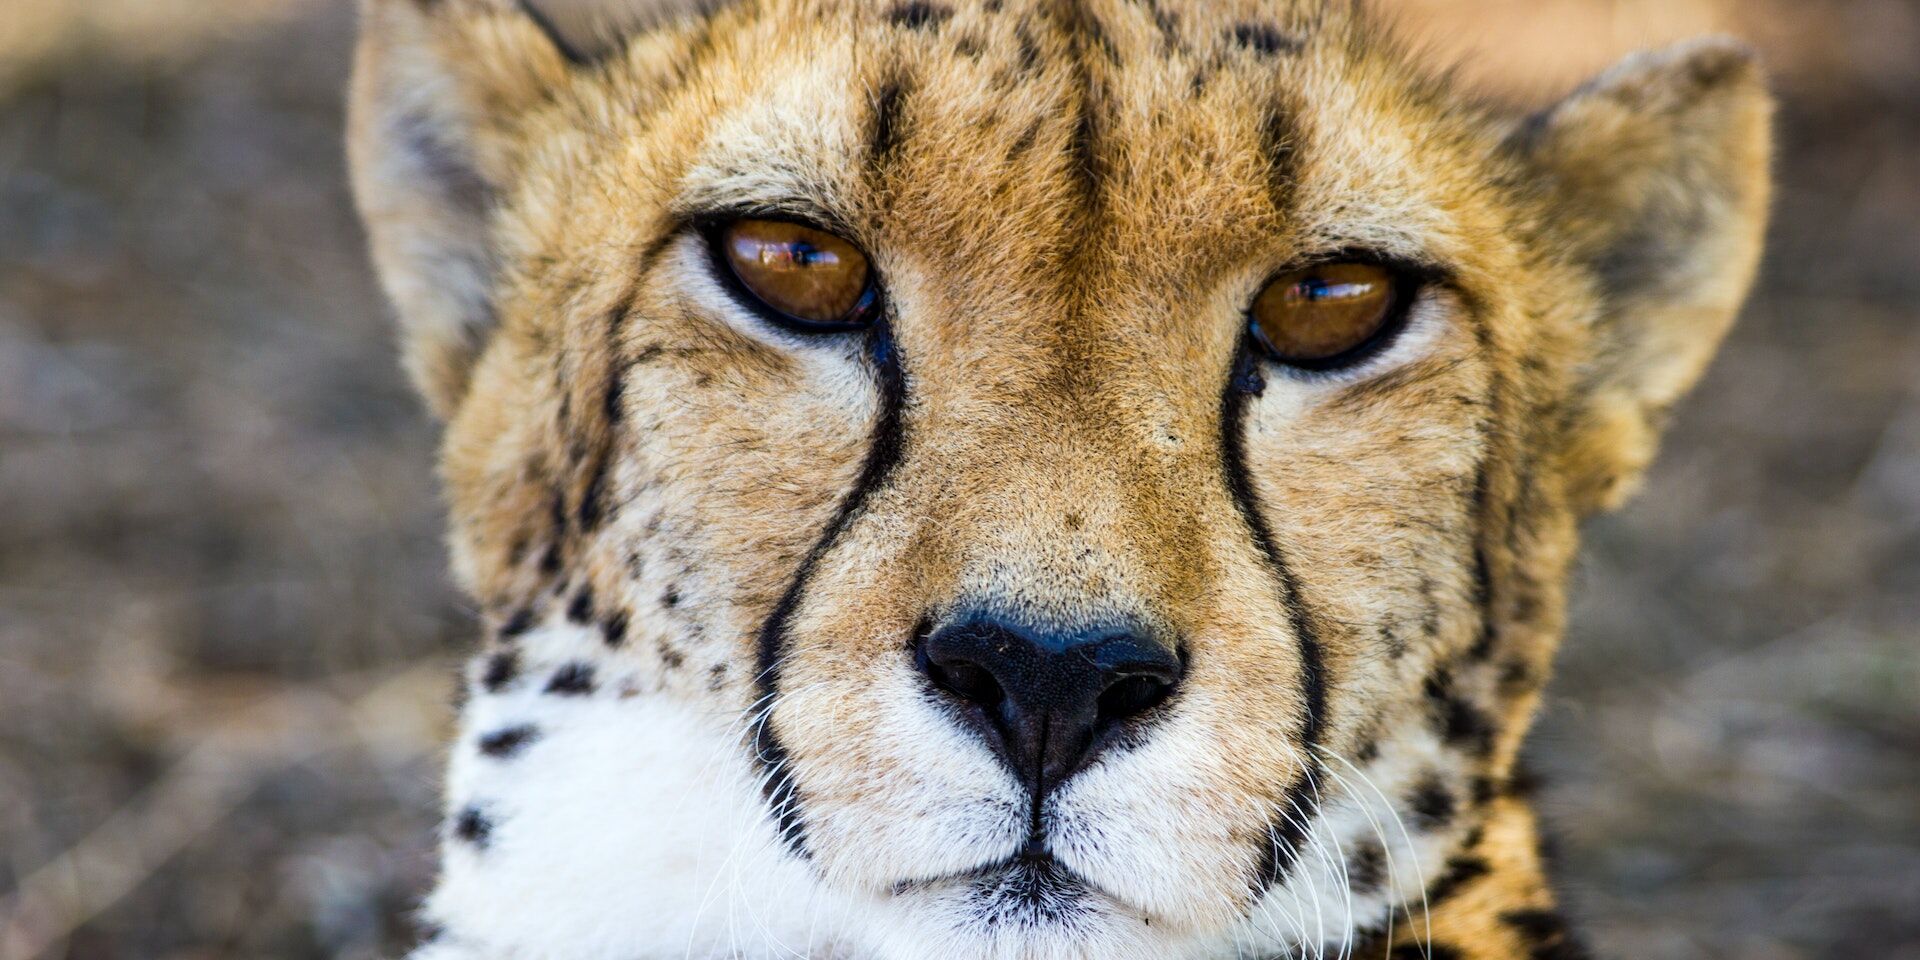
923,655,1006,709
1096,671,1176,722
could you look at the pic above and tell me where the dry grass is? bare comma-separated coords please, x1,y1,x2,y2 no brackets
0,2,1915,958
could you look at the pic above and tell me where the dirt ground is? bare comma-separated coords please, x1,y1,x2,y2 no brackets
1,1,1915,958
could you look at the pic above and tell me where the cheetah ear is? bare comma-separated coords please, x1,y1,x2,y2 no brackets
1509,37,1773,514
348,0,584,418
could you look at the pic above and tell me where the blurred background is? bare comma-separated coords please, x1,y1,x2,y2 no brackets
0,0,1914,957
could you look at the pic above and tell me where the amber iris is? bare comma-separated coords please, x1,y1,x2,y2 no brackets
719,219,874,327
1250,262,1402,366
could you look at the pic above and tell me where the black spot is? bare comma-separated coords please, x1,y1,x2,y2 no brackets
1470,775,1496,807
452,806,493,848
1425,668,1496,757
579,454,612,529
887,0,952,29
545,662,597,696
481,650,519,692
1408,773,1457,830
1068,97,1103,204
1353,737,1380,763
1502,909,1593,960
567,587,595,624
1346,839,1386,895
498,608,534,640
1467,542,1497,662
601,612,629,648
1015,26,1042,75
1080,13,1121,65
660,587,680,609
657,638,686,670
478,723,539,758
1500,656,1536,696
537,542,562,574
869,80,909,168
1229,21,1299,56
1506,761,1544,798
1425,854,1490,905
1391,946,1462,960
1259,106,1301,213
707,662,729,691
602,373,626,427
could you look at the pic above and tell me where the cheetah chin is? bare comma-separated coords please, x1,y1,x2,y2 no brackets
347,0,1771,956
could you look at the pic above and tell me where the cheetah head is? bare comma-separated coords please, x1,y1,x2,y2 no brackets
350,0,1769,956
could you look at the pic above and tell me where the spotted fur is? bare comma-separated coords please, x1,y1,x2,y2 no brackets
348,0,1771,956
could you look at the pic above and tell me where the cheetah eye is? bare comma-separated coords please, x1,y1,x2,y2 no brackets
1249,261,1411,369
712,219,879,331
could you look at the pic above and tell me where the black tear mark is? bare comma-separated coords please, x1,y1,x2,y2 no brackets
752,323,909,857
478,724,540,758
1425,854,1490,905
545,662,597,695
1219,347,1327,895
566,587,595,624
1229,22,1301,56
887,0,952,29
1425,667,1496,757
601,612,629,648
452,805,494,848
481,650,520,692
1408,773,1457,830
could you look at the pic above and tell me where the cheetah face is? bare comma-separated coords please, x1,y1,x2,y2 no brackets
351,0,1769,955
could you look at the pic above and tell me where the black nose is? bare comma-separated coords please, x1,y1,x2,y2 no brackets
915,615,1183,794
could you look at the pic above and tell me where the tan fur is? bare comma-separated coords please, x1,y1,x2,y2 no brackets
349,0,1771,955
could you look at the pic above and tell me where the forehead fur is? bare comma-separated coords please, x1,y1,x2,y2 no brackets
522,0,1506,256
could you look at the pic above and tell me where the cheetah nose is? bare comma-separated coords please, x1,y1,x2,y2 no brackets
915,615,1184,795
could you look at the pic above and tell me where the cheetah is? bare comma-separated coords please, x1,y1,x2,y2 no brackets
347,0,1771,956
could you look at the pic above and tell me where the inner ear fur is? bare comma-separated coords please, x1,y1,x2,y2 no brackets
1509,37,1773,514
348,0,579,417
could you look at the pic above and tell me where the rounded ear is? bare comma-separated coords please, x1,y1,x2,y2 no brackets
347,0,578,417
1509,37,1773,514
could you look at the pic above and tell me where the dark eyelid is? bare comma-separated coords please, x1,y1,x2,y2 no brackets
683,204,865,249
